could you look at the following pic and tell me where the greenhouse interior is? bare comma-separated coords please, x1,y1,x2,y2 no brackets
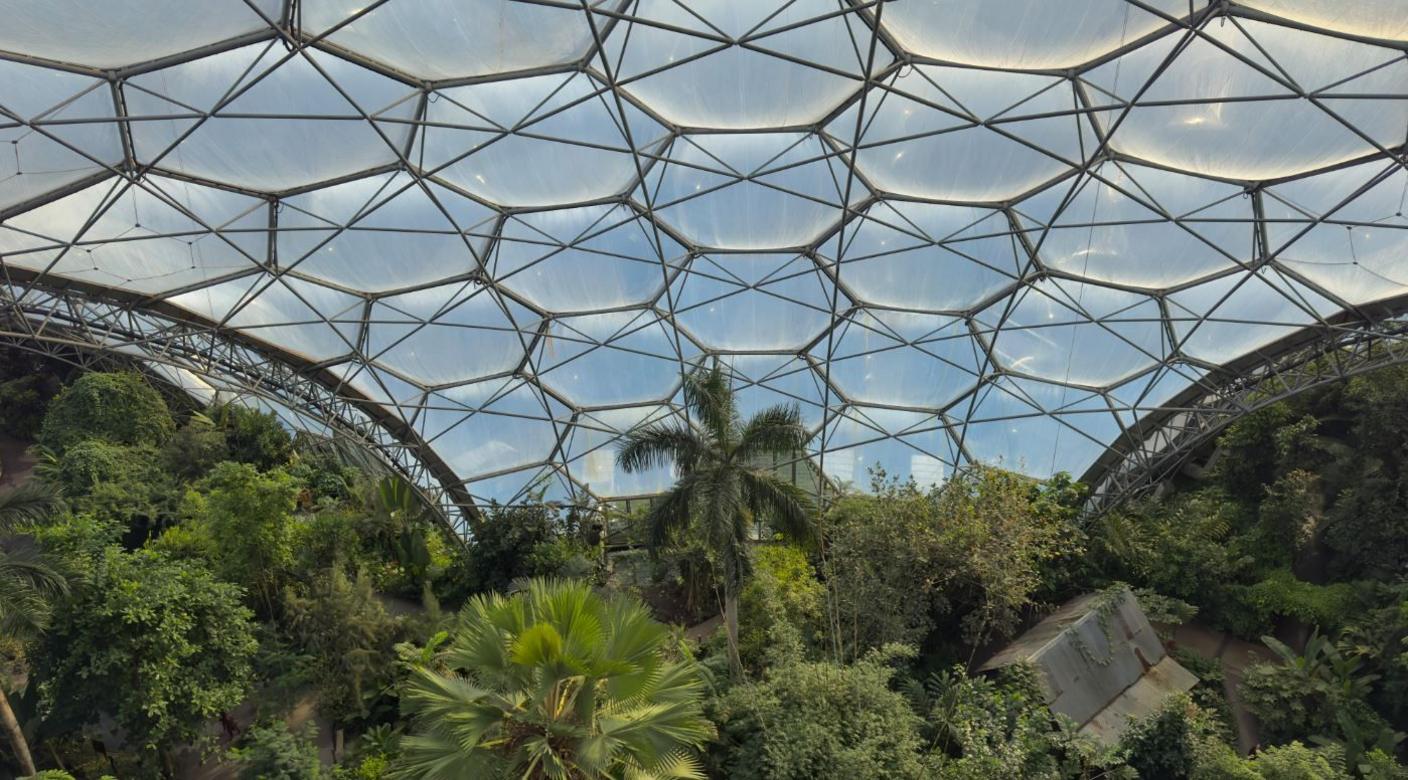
2,1,1408,778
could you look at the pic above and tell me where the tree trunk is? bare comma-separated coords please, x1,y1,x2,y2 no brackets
723,590,742,678
0,685,36,778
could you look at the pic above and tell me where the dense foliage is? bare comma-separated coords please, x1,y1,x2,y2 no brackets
394,579,713,779
36,548,258,760
37,371,175,453
4,357,1408,778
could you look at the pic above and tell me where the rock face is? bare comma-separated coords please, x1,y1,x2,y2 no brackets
980,589,1199,745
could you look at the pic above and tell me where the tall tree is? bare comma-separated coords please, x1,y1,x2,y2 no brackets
0,483,67,778
616,365,813,675
37,548,257,774
393,578,713,779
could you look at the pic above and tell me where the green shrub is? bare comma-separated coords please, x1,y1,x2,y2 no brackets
230,722,322,780
1119,694,1225,779
448,503,589,598
0,373,56,439
738,543,826,667
49,439,178,532
1243,569,1361,633
919,663,1126,779
214,403,293,470
1250,741,1350,780
37,549,257,757
160,416,229,481
709,647,929,780
182,461,301,614
38,371,174,453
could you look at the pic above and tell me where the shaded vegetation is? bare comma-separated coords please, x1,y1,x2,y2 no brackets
3,358,1408,778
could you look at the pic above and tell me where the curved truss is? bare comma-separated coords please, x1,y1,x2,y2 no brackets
0,282,472,533
1082,305,1408,515
1,1,1408,518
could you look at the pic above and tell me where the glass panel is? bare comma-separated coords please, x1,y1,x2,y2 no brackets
1087,21,1408,179
671,253,835,350
280,172,494,293
368,284,537,385
422,72,666,207
834,66,1086,201
819,309,984,409
126,44,418,191
649,133,855,249
828,201,1025,311
304,0,599,80
980,278,1166,387
1,176,266,294
608,0,878,129
881,0,1197,69
1017,163,1250,290
0,0,279,68
0,60,121,210
492,204,680,312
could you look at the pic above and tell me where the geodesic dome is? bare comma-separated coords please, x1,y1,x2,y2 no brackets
2,1,1407,522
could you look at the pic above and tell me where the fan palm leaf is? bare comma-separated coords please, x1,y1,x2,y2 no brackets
392,579,712,780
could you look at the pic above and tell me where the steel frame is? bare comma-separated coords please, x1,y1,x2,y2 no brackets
1,1,1406,524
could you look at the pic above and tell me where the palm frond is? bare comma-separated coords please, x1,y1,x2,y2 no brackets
0,541,70,636
389,733,503,780
617,424,705,475
645,478,697,552
733,403,808,465
0,481,61,529
741,470,815,546
681,366,737,445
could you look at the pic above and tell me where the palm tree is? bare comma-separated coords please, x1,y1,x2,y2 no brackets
616,365,814,675
392,578,713,779
0,482,67,778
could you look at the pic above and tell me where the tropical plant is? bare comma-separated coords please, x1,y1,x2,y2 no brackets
449,502,587,600
1241,631,1387,747
393,578,713,779
737,543,826,667
37,371,175,453
283,565,399,731
229,721,322,780
181,461,301,615
708,645,930,780
0,482,67,778
36,548,257,765
212,402,294,471
616,365,813,674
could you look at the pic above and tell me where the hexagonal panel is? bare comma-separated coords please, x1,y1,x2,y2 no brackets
533,310,696,407
491,204,681,312
279,172,495,294
672,253,836,350
980,278,1166,387
0,175,265,295
304,0,599,81
0,0,279,69
607,0,880,129
1085,20,1408,180
368,284,537,386
1017,164,1252,291
831,66,1088,201
818,309,985,409
648,132,858,249
827,201,1025,311
0,60,121,210
420,72,666,207
125,43,418,191
881,0,1198,69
